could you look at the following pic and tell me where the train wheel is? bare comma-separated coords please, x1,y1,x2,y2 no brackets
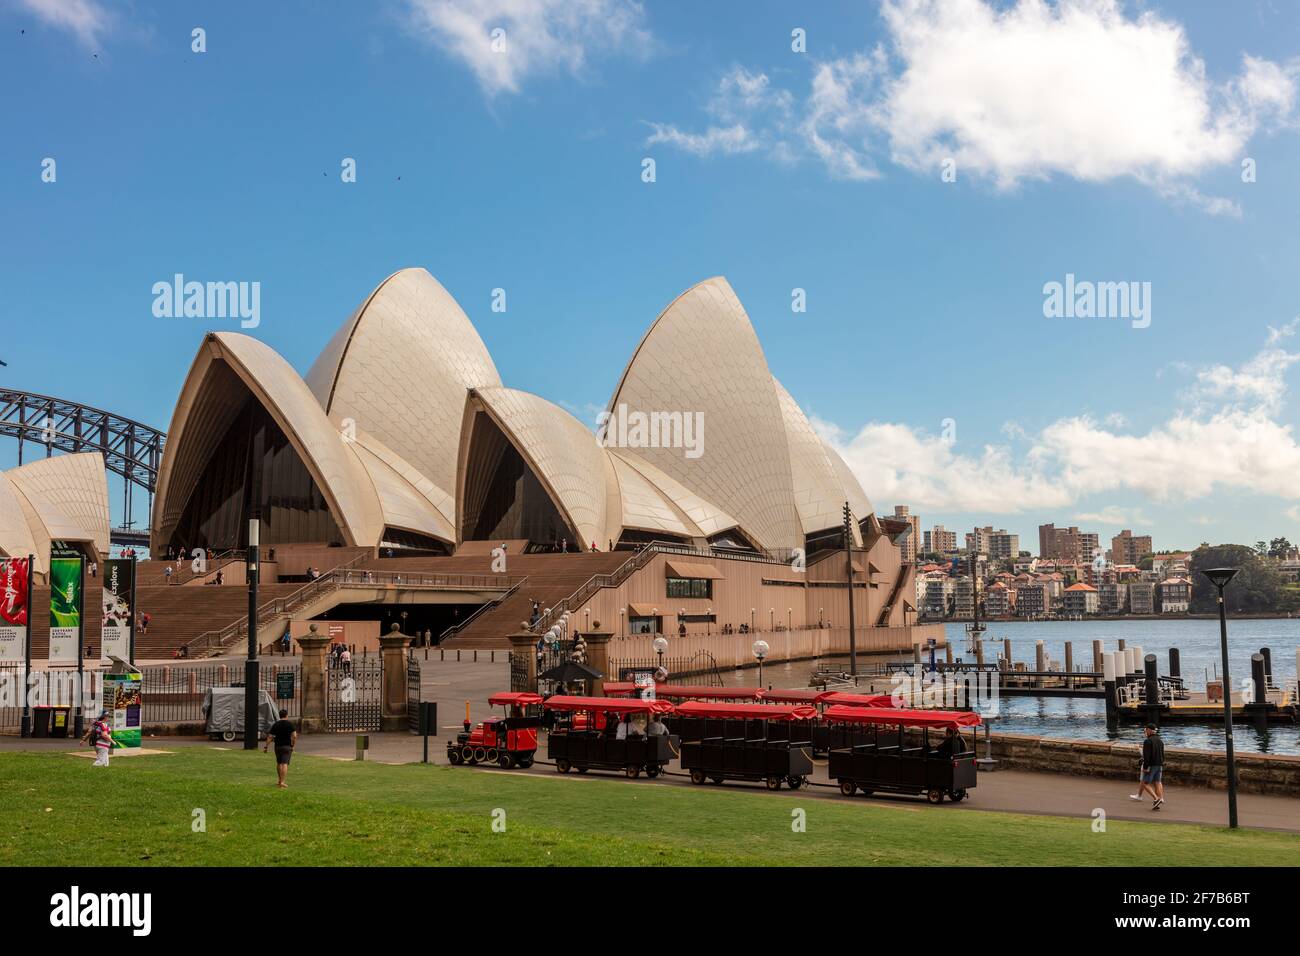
556,759,571,774
577,766,588,773
460,746,475,763
519,756,534,769
644,765,660,778
786,775,804,790
485,748,499,764
839,779,856,796
625,766,641,778
710,776,724,785
766,776,781,791
497,753,514,769
447,749,463,765
949,789,967,802
689,770,707,785
473,748,487,763
927,789,944,804
221,731,237,742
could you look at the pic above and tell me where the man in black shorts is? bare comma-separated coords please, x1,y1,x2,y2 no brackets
263,708,298,789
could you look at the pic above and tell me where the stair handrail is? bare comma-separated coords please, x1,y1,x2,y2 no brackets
184,552,371,656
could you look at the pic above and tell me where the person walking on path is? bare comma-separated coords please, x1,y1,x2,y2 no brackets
1130,724,1165,809
86,711,113,767
264,709,298,788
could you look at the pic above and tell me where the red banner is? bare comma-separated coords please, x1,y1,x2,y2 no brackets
0,557,29,627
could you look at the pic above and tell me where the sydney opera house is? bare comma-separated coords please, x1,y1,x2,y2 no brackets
4,268,925,658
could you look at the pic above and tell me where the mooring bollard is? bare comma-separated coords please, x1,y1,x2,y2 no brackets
1118,638,1126,651
1169,647,1181,681
974,638,985,669
1143,654,1160,709
945,642,953,665
1003,638,1012,670
1064,641,1074,681
1260,647,1272,684
1113,650,1127,694
1250,653,1267,705
1103,651,1119,730
355,734,369,761
1092,639,1104,674
1034,640,1045,687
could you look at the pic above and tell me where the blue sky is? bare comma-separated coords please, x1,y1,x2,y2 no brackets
3,0,1300,553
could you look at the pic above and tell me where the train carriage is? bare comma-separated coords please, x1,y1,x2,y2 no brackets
543,695,677,778
825,705,981,804
675,700,816,790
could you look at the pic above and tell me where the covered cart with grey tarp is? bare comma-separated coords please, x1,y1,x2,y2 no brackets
201,686,279,741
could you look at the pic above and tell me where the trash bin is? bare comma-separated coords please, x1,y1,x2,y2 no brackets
32,706,51,738
33,706,71,738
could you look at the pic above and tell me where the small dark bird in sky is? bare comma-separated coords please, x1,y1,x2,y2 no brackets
0,358,8,367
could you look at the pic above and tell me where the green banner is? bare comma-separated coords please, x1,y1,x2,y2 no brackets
48,556,82,664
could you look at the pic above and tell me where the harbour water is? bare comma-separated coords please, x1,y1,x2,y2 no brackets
715,618,1300,755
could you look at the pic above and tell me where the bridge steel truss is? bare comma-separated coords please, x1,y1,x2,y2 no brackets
0,388,166,538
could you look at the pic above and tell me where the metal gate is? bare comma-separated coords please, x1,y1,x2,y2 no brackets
509,651,529,692
326,658,382,733
406,656,421,733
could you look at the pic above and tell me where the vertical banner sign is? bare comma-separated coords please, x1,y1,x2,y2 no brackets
101,559,135,663
102,669,142,749
0,557,30,662
48,556,83,665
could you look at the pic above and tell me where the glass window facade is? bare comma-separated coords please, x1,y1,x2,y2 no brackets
666,576,712,599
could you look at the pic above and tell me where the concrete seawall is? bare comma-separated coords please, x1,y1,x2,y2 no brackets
983,731,1300,798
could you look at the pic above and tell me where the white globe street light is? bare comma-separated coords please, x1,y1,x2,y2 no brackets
752,639,770,687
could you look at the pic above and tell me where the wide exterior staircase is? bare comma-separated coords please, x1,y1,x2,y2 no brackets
360,552,629,651
28,581,305,660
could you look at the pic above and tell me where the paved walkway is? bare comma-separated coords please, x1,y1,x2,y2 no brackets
5,657,1295,833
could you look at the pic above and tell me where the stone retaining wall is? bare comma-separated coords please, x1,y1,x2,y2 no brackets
985,732,1300,797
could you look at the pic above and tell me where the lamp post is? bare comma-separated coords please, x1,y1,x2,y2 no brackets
752,640,769,688
244,518,260,751
619,607,625,639
653,635,668,671
680,608,686,636
750,608,755,633
787,607,792,631
1204,567,1240,828
769,608,774,631
706,607,712,636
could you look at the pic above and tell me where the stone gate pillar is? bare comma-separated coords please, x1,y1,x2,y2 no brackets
379,623,411,732
298,623,330,733
583,628,613,697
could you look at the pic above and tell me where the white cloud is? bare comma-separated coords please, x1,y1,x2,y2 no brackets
16,0,110,47
404,0,650,96
648,0,1298,209
816,322,1300,514
1073,506,1151,526
644,122,757,157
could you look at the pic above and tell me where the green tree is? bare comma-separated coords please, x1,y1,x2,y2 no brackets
1189,544,1299,614
1268,537,1292,559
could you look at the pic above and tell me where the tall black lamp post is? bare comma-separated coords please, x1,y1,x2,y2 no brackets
1203,567,1239,828
244,518,261,750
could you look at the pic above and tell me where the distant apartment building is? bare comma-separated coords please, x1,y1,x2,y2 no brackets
1063,582,1100,616
921,575,954,617
954,577,975,618
891,505,921,562
924,525,958,554
966,526,1019,560
1013,555,1038,574
985,581,1012,617
1038,524,1089,562
1129,581,1156,614
1152,553,1192,578
1014,583,1047,617
1111,529,1153,567
1097,581,1128,614
1158,577,1192,613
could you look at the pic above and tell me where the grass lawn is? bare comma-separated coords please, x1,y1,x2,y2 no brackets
3,749,1298,866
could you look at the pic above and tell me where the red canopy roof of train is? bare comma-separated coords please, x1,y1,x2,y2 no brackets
674,701,818,720
542,695,674,715
823,705,982,729
487,692,542,707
